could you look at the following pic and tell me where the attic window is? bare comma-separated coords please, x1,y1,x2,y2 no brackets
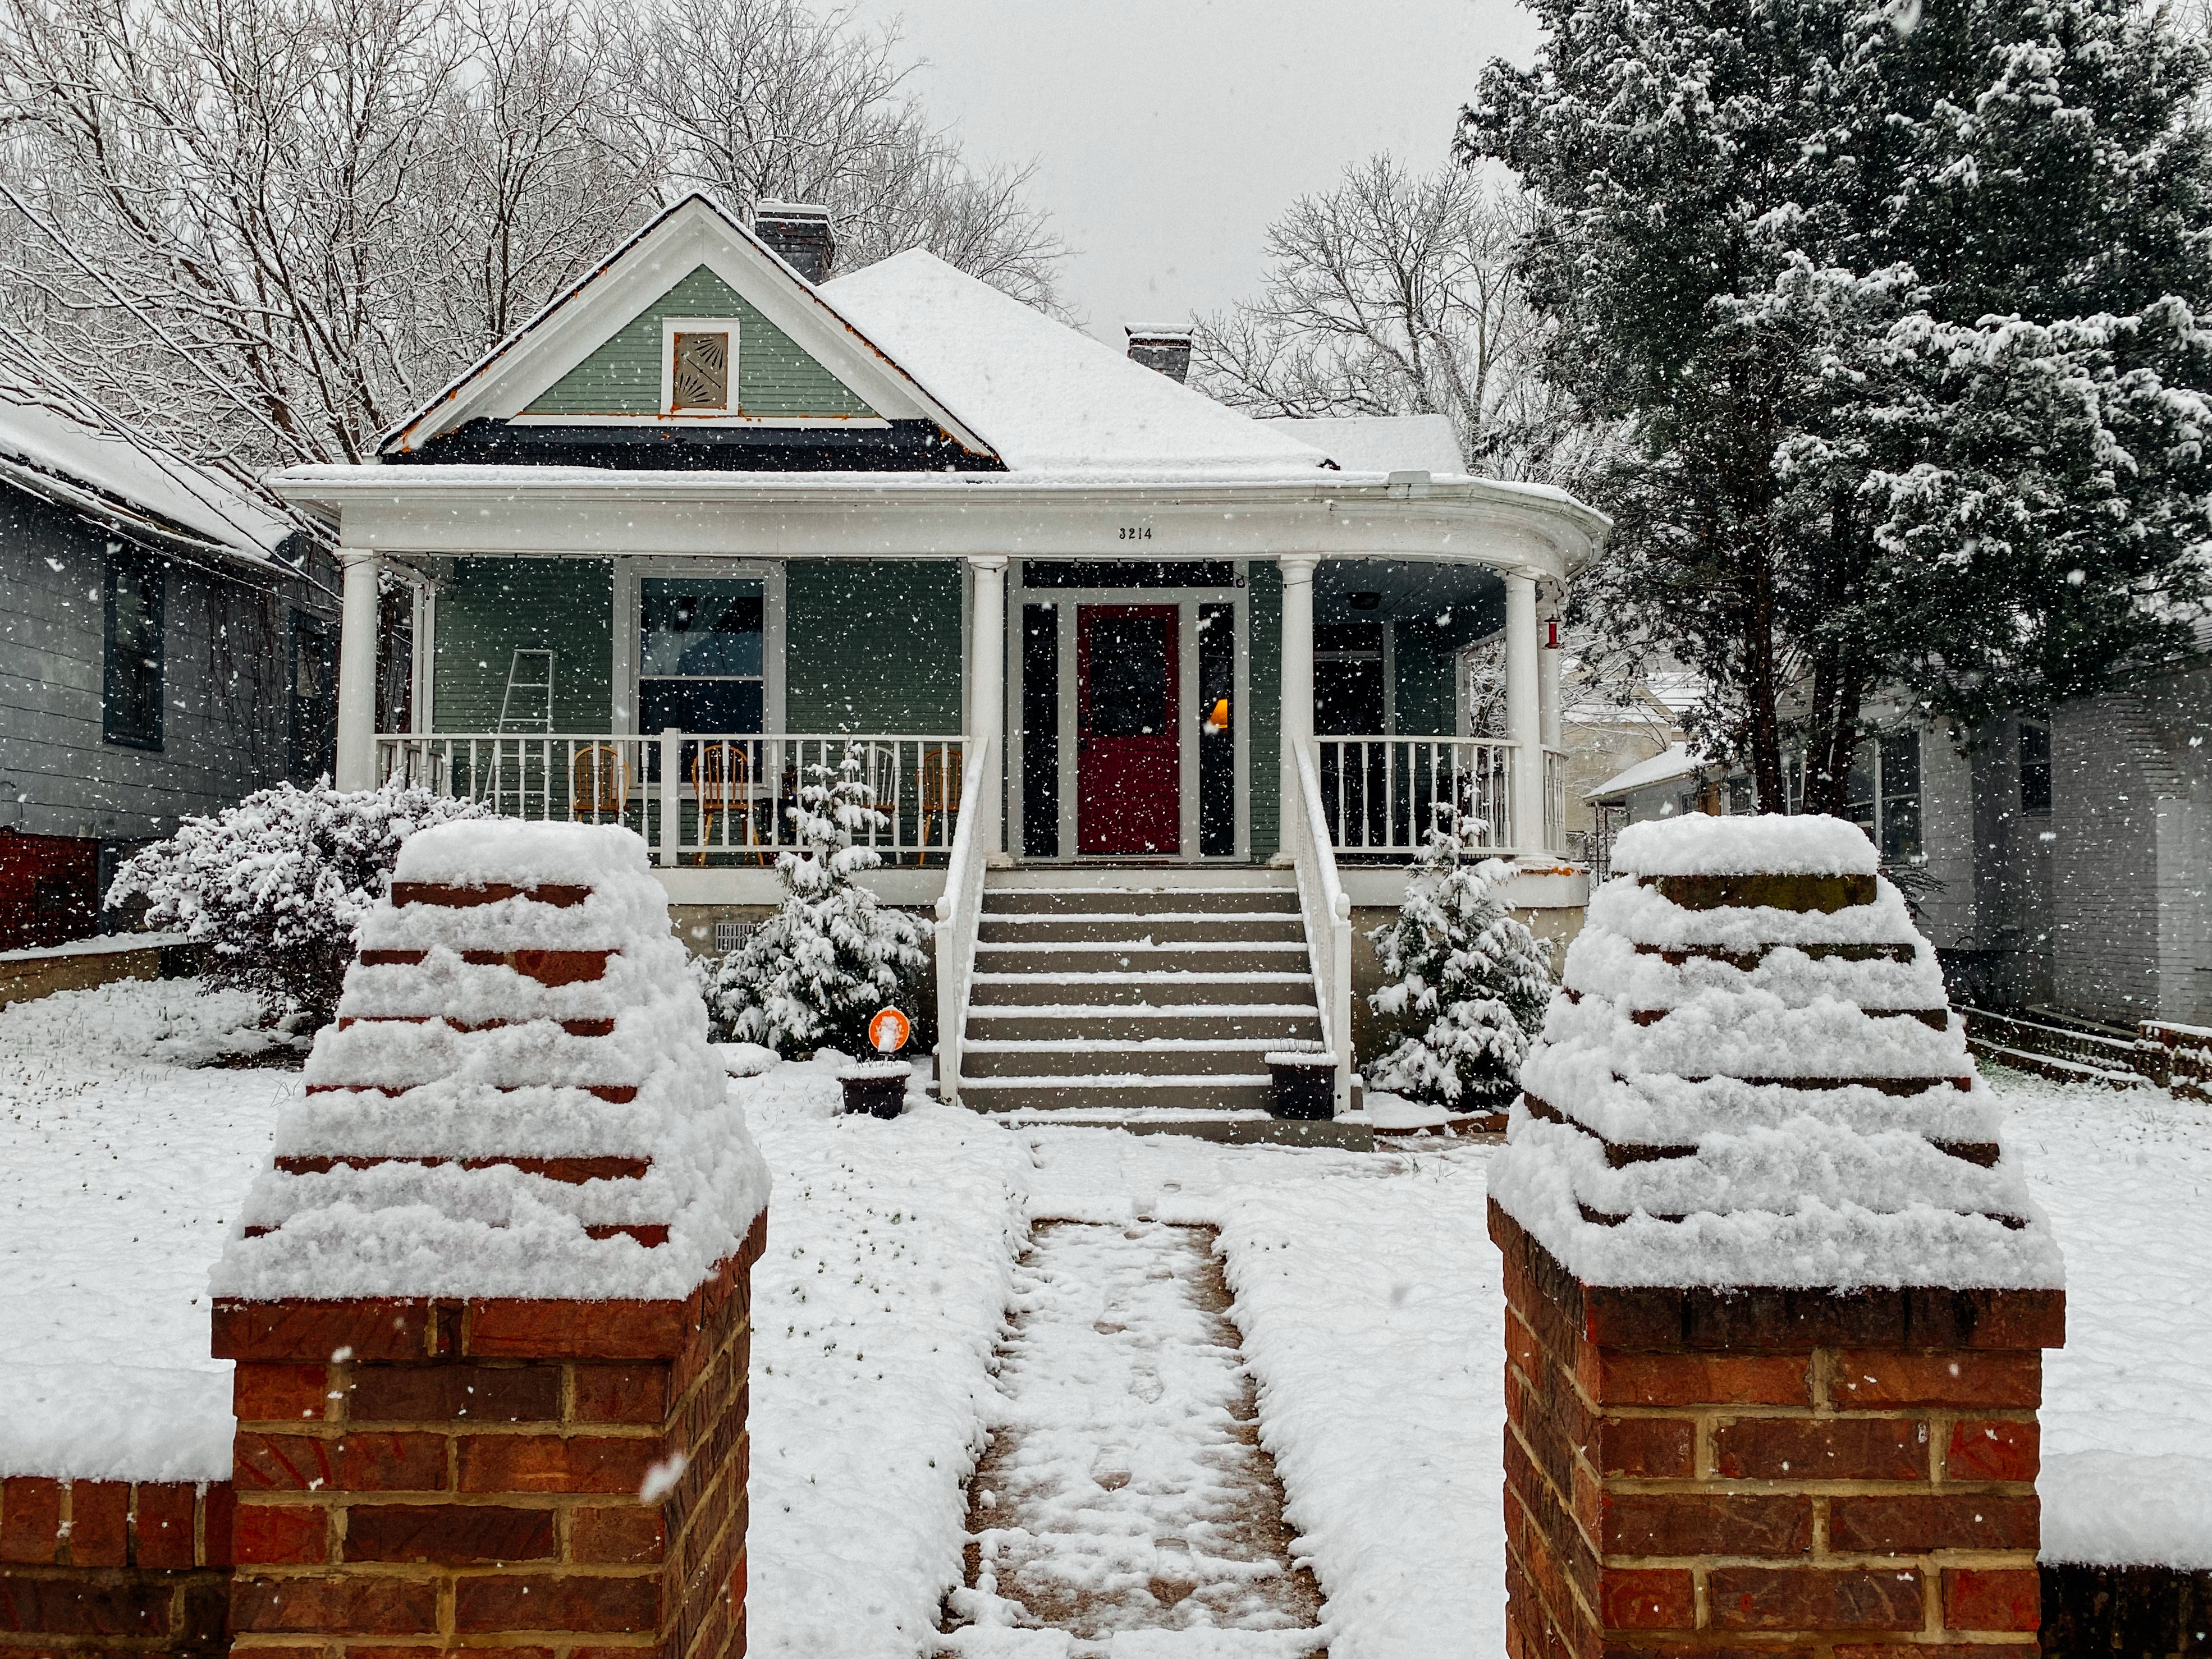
671,330,730,410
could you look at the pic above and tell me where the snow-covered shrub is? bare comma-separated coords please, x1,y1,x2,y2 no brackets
107,780,489,1026
705,746,927,1057
1366,806,1554,1107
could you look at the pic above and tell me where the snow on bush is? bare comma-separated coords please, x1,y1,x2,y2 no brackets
107,780,489,1026
214,821,768,1301
1492,812,2062,1289
1366,809,1552,1108
706,747,927,1057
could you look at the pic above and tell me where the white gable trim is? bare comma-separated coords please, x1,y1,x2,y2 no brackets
378,195,994,459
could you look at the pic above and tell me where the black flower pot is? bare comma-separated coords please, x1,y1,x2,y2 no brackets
1266,1049,1337,1121
839,1061,910,1119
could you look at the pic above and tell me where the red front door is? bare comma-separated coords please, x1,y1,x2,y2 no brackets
1078,605,1180,854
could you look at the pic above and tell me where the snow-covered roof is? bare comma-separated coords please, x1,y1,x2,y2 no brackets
1584,742,1705,801
0,396,292,565
1260,414,1464,476
821,251,1331,478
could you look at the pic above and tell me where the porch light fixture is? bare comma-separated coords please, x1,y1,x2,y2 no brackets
1348,592,1382,611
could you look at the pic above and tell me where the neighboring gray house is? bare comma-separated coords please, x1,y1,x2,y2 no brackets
1584,666,2211,1029
0,397,339,950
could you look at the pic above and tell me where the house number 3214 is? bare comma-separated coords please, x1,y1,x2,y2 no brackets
1118,526,1153,540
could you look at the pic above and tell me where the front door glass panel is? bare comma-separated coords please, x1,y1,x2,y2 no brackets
1078,605,1180,855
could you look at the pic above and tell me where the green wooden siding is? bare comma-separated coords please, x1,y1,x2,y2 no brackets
785,561,964,732
434,558,613,731
1393,618,1456,734
1248,562,1281,859
526,266,875,419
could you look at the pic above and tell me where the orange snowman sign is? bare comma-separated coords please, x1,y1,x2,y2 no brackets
868,1006,911,1055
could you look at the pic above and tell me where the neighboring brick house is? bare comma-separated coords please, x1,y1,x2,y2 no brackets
0,396,339,950
1583,663,2212,1028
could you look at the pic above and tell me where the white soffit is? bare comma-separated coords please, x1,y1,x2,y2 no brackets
377,195,995,459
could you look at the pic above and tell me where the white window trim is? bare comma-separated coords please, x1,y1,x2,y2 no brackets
660,318,745,417
1004,562,1251,864
612,558,786,737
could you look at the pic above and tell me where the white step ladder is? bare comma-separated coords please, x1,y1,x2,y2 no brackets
497,649,555,732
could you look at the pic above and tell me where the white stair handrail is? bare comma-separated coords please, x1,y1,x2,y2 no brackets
1288,736,1355,1116
932,734,995,1107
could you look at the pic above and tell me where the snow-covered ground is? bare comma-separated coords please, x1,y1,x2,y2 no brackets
0,979,295,1480
2,980,2209,1657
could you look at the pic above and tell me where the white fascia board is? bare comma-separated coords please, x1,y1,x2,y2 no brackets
379,196,993,459
266,471,1604,579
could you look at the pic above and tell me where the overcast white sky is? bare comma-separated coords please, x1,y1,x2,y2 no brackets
847,0,1543,345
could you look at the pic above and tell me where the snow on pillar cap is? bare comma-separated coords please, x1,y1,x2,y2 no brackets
1493,812,2062,1291
1611,812,1879,877
210,822,769,1303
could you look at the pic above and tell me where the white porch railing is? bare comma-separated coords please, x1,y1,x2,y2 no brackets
1313,736,1518,854
375,732,967,866
1543,745,1568,857
1286,738,1355,1117
931,735,995,1108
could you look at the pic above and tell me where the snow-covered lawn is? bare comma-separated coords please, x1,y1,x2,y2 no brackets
0,978,295,1480
3,980,2210,1656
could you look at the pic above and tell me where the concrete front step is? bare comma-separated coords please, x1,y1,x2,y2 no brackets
970,971,1317,1007
967,1006,1324,1044
960,1075,1276,1112
974,940,1309,976
961,1038,1290,1079
977,913,1305,944
986,1111,1375,1151
987,867,1294,893
983,887,1298,916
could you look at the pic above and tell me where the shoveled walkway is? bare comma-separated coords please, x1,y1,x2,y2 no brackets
940,1220,1326,1657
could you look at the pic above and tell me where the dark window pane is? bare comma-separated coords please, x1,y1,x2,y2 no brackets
103,554,164,749
1879,731,1920,799
640,580,763,676
1881,796,1922,861
290,617,335,780
640,678,762,734
1086,615,1169,736
1314,623,1384,655
2020,723,2052,813
1315,659,1384,735
1022,603,1059,857
1198,602,1235,856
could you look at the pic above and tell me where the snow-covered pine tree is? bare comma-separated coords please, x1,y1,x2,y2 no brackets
707,744,928,1057
1367,805,1554,1107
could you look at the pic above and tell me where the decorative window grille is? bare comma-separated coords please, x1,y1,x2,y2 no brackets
713,920,759,954
671,331,730,410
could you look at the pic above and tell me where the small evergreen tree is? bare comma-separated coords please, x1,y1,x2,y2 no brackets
707,745,927,1057
1367,807,1554,1107
107,779,490,1025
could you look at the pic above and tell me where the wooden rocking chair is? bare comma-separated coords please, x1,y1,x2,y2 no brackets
570,744,630,824
918,745,963,863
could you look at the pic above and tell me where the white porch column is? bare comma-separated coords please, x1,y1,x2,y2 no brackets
966,555,1007,855
1539,585,1563,751
1277,554,1318,824
335,549,381,791
1504,572,1543,853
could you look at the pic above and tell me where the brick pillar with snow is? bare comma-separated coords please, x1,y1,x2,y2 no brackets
1492,813,2063,1659
208,822,770,1659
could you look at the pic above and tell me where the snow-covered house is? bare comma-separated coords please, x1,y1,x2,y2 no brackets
0,396,337,950
268,195,1608,1113
1581,674,2212,1029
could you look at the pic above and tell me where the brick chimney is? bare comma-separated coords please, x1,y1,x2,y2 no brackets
1125,326,1192,383
753,201,835,284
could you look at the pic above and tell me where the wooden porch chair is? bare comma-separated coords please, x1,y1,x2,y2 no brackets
570,744,630,824
918,745,963,862
691,743,757,867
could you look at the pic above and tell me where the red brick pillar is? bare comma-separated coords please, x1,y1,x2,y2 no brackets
1498,815,2064,1659
1496,1205,2059,1659
213,1215,764,1659
207,823,771,1659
